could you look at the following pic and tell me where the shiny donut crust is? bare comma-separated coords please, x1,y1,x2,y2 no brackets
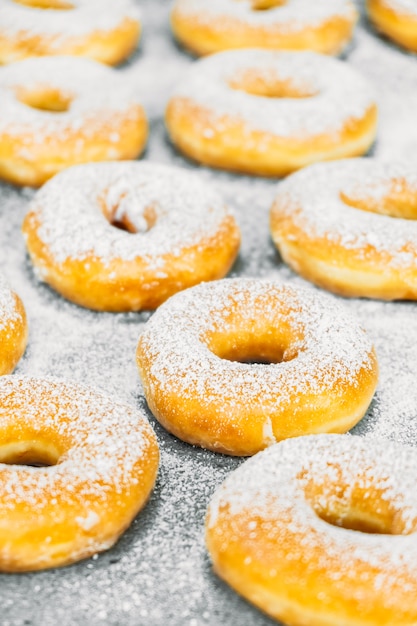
166,50,377,177
0,56,147,187
0,0,141,66
367,0,417,52
0,278,27,375
23,162,240,312
0,376,159,572
171,0,358,56
136,279,378,456
270,159,417,300
206,434,417,626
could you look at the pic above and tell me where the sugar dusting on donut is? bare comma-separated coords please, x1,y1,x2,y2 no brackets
274,159,417,268
26,161,236,268
140,278,375,406
0,376,155,512
207,434,417,585
0,0,140,40
0,274,21,331
170,49,376,139
382,0,417,16
174,0,355,33
0,56,142,142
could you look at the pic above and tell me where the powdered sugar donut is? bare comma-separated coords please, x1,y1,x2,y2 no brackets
367,0,417,52
0,275,27,374
0,376,159,572
172,0,358,56
166,49,378,177
0,0,141,66
22,162,240,312
136,279,378,456
270,159,417,300
0,56,147,187
206,434,417,626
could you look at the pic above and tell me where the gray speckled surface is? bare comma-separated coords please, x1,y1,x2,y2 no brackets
2,1,417,624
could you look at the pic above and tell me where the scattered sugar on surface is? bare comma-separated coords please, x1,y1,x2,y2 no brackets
169,49,375,138
1,0,417,625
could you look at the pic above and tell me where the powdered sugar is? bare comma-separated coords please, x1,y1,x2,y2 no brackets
169,49,376,138
0,56,143,143
272,158,417,268
207,434,417,600
173,0,356,33
0,273,22,331
382,0,417,17
25,161,236,265
0,0,140,41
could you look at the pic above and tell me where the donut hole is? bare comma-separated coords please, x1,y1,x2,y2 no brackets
341,180,417,220
206,330,299,364
16,87,73,113
307,479,411,535
0,440,61,467
100,193,158,234
249,0,287,10
13,0,74,9
229,71,317,99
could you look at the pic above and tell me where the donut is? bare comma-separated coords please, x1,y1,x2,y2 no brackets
22,162,240,312
0,0,141,66
171,0,358,57
0,275,27,374
206,434,417,626
0,376,159,572
0,56,147,187
166,49,378,177
270,159,417,300
136,278,378,456
367,0,417,53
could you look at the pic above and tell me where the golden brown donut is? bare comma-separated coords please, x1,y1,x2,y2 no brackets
270,159,417,300
23,162,240,312
0,376,159,572
0,56,147,187
0,0,141,66
136,279,378,456
367,0,417,52
166,49,378,177
206,434,417,626
171,0,358,56
0,274,27,374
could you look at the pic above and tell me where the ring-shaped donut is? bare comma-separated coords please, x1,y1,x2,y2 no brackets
0,275,27,374
270,159,417,300
171,0,358,56
23,162,240,311
206,434,417,626
136,279,378,456
0,56,147,187
367,0,417,52
166,49,377,177
0,0,141,66
0,376,159,571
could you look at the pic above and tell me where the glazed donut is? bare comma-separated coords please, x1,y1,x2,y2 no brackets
367,0,417,53
0,274,27,374
0,376,159,572
270,159,417,300
22,162,240,312
0,0,141,66
136,279,378,456
171,0,358,57
206,434,417,626
166,49,378,177
0,56,147,187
